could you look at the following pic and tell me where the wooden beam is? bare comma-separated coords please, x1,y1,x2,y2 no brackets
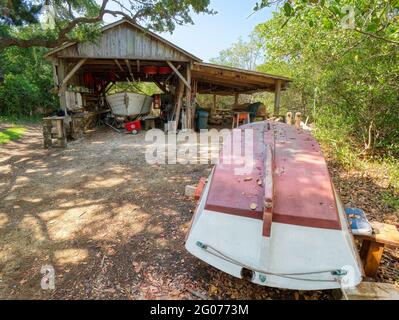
192,65,277,85
58,55,191,63
154,81,168,93
185,64,193,129
174,78,185,131
125,59,134,81
234,93,239,104
137,60,141,72
211,94,216,118
194,74,266,90
167,61,191,89
274,80,282,116
105,82,114,94
59,58,86,90
165,65,181,83
114,59,124,72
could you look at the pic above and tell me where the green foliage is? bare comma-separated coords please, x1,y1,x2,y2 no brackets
0,0,102,45
0,0,42,26
0,126,26,144
381,191,399,210
0,44,57,117
254,0,399,45
109,82,161,96
254,7,399,158
0,1,215,49
131,0,215,33
210,35,262,70
208,2,398,193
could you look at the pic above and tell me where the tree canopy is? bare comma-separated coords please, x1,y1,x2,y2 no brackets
208,1,398,159
254,0,399,45
0,0,215,49
210,35,262,70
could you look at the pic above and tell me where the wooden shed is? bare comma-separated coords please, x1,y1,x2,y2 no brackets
44,19,291,132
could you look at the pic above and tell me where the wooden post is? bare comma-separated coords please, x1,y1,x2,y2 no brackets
191,79,197,130
234,93,239,105
174,79,185,131
295,112,302,128
360,240,385,277
274,80,282,116
52,60,59,88
43,118,52,148
57,59,67,113
55,118,67,148
125,59,134,81
212,94,216,118
286,112,293,125
185,64,192,129
71,115,84,140
114,59,124,72
166,61,191,89
59,58,86,91
356,221,399,278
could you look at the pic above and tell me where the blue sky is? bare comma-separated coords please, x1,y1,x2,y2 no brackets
102,1,276,62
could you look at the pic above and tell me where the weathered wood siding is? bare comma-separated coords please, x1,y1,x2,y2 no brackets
56,23,190,61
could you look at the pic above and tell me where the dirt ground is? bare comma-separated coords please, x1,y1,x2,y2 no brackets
0,125,397,300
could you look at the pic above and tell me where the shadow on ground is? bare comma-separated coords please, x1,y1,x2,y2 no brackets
0,125,333,300
5,126,394,299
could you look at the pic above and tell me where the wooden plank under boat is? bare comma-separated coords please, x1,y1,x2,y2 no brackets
185,121,363,290
106,92,152,117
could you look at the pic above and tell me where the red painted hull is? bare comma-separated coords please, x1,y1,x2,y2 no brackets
204,121,341,232
185,121,362,290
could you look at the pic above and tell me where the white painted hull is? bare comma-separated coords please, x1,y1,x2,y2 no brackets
106,92,152,117
185,171,363,290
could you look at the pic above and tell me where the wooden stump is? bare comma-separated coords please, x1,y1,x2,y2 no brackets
43,119,52,148
42,117,67,148
295,112,302,128
71,115,85,140
286,112,292,125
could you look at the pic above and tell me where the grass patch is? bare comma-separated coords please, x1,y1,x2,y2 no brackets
381,192,399,211
0,127,27,144
0,114,42,125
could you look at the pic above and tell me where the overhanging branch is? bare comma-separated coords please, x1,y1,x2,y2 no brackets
0,0,137,50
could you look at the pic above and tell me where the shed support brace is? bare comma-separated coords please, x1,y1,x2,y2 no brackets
59,58,87,91
114,59,124,72
167,61,191,89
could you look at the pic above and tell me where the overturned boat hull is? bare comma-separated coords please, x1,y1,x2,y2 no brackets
106,92,152,117
185,121,363,290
